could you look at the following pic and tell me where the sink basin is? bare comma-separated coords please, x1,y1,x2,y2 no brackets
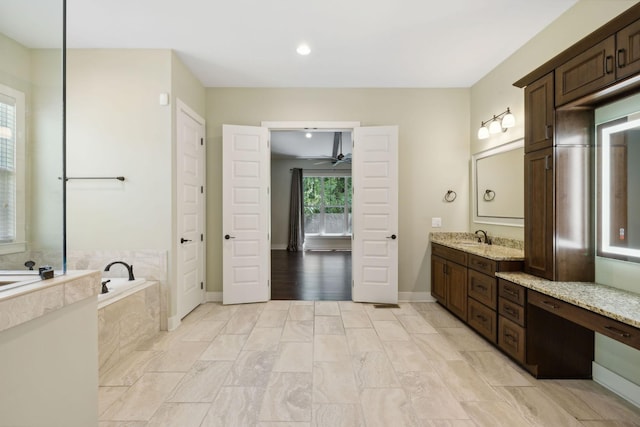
453,241,483,246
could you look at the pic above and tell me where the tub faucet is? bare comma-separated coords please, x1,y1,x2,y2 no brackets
475,229,492,245
104,261,135,281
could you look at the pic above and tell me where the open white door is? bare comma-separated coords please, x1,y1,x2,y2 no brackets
352,126,399,304
222,125,270,305
176,101,205,319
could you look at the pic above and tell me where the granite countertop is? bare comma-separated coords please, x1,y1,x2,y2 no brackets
430,232,524,261
496,271,640,329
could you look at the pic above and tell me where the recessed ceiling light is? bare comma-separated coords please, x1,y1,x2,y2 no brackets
297,44,311,55
305,132,312,138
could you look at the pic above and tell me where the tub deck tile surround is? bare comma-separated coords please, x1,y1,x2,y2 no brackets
0,270,100,332
98,301,640,425
496,271,640,329
430,232,525,261
99,281,161,373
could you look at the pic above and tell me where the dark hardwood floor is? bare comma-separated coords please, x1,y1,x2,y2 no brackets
271,250,352,300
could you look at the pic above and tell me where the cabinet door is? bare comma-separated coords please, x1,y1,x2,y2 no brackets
447,261,468,321
616,19,640,80
555,36,616,106
525,72,554,153
525,148,554,280
431,256,447,305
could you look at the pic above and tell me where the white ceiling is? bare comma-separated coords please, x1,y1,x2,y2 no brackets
271,131,352,160
2,0,578,88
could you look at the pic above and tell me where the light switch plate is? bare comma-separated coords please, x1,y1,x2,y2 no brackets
432,217,442,228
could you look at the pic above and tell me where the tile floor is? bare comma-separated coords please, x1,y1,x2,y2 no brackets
98,301,640,426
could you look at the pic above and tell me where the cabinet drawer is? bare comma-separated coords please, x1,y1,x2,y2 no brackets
468,270,497,309
499,297,526,327
498,316,526,363
468,254,496,275
528,290,640,351
499,279,526,305
432,243,467,266
467,298,497,343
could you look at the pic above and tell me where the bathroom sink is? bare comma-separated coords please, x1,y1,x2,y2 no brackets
453,241,483,247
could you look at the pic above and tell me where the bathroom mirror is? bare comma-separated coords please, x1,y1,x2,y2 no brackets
0,0,65,274
472,139,524,227
597,114,640,263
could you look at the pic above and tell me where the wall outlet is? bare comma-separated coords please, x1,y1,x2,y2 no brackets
432,217,442,228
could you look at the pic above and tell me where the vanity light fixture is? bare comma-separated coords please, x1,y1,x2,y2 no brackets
477,108,516,139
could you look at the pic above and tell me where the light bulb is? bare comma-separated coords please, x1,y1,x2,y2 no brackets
477,125,490,140
305,132,312,138
489,118,502,134
501,109,515,128
296,44,311,55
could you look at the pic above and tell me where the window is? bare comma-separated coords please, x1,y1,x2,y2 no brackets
303,175,352,236
0,85,25,253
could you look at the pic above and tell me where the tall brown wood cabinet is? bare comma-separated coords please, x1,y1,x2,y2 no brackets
523,76,595,281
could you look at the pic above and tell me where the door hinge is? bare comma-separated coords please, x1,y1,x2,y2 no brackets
200,138,204,146
201,186,204,194
201,234,204,242
200,282,204,290
267,140,270,148
267,232,270,240
267,186,270,195
352,280,354,288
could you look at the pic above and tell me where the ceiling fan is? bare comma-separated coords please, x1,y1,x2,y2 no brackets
314,132,352,165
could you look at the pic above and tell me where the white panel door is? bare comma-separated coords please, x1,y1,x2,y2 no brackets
222,125,270,305
352,126,399,304
177,101,206,319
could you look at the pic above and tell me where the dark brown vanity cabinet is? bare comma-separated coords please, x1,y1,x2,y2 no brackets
616,19,640,80
431,244,467,321
523,72,595,282
525,72,554,153
555,18,640,106
497,279,527,364
431,243,523,340
555,37,616,106
466,255,523,343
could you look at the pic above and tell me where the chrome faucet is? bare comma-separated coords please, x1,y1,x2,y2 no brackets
475,229,492,245
104,261,135,281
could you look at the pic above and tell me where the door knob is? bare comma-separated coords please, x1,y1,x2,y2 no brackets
180,237,192,244
224,234,236,240
386,234,397,240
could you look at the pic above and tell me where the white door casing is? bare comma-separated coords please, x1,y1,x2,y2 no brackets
222,125,271,305
352,126,399,304
176,100,206,319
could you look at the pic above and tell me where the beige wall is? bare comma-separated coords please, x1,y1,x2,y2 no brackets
469,0,640,388
206,88,470,295
66,49,206,324
67,49,173,251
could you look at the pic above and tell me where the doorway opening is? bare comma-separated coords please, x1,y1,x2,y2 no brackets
270,129,353,300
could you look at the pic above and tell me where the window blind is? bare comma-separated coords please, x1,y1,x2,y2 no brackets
0,93,17,243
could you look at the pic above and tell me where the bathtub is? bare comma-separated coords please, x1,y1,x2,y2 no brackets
97,277,160,373
97,277,152,309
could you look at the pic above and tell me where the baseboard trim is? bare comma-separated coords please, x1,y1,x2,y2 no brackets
593,362,640,408
167,315,181,332
271,244,287,250
398,292,434,302
206,292,222,302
